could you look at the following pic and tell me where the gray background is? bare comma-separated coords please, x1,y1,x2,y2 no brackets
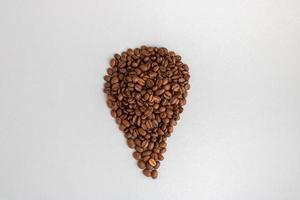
0,0,300,199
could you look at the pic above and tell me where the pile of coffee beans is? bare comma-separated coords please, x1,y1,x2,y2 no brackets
103,46,190,179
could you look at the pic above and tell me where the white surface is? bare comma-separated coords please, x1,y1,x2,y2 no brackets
0,0,300,199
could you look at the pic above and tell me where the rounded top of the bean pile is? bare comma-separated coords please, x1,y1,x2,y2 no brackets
103,45,190,179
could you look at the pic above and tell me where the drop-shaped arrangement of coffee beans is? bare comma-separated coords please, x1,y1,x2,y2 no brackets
103,46,190,179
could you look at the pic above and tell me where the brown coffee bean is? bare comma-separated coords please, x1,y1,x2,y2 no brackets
133,152,141,160
104,75,111,82
144,109,152,118
131,62,138,67
110,77,119,84
162,78,168,85
137,160,146,169
141,140,149,148
155,89,165,96
138,128,146,136
146,79,154,88
137,79,145,86
158,154,164,161
135,146,144,153
119,124,126,131
171,84,180,92
111,110,117,118
151,170,158,179
163,91,172,99
103,45,190,179
140,64,148,71
160,141,167,148
142,155,151,162
122,120,130,128
107,68,113,75
135,84,142,92
153,148,160,154
151,152,158,160
143,169,151,177
146,162,154,170
110,58,116,67
127,139,135,149
148,142,154,150
148,158,156,167
111,83,119,91
160,148,167,154
154,161,160,169
142,150,152,156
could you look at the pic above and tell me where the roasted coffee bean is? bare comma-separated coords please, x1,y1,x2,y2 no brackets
138,127,146,136
137,160,146,169
142,155,151,162
146,79,154,88
111,110,117,118
127,139,135,149
111,77,119,84
151,170,158,179
172,84,180,92
135,146,144,153
158,154,164,161
148,142,154,150
146,162,154,170
142,150,152,157
160,148,167,154
151,152,159,160
110,58,116,67
154,161,160,169
143,169,152,177
103,45,190,179
141,140,149,148
148,158,156,167
122,120,130,128
133,151,141,160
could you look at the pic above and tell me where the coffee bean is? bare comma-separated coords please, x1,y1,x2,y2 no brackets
148,142,154,150
111,83,119,91
142,150,152,156
140,64,148,71
142,155,151,162
155,89,165,96
146,162,154,170
146,79,154,88
148,158,156,167
138,128,146,136
104,75,111,82
160,148,167,154
135,84,142,92
110,77,119,84
151,152,159,160
158,154,164,161
171,84,180,92
133,151,141,160
103,46,190,179
163,91,172,99
151,170,158,179
122,120,130,128
111,110,117,118
141,140,149,148
110,58,116,67
127,139,135,149
137,79,145,86
137,160,146,169
154,161,160,169
107,68,113,75
143,169,152,177
135,146,144,153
